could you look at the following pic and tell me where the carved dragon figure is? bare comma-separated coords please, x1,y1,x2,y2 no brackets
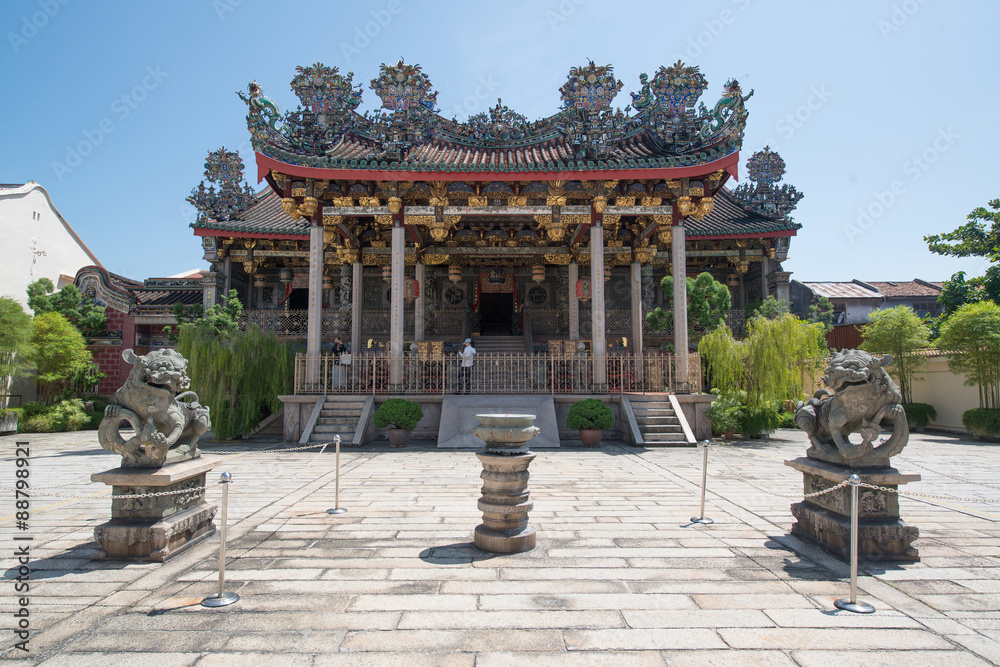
98,349,211,468
795,349,909,468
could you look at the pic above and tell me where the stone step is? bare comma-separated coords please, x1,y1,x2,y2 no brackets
313,423,354,433
635,415,680,424
320,408,363,417
644,433,688,443
315,418,356,427
322,402,366,410
642,425,685,434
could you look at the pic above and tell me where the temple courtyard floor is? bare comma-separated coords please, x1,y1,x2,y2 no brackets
3,427,1000,665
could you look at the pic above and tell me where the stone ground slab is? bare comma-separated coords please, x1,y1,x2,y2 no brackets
1,428,1000,664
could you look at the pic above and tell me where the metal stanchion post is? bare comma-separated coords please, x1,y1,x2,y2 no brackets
691,440,714,525
202,472,239,608
327,435,346,515
835,474,875,614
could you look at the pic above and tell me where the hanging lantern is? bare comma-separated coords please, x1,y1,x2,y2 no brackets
382,265,391,282
322,274,335,290
604,265,611,282
404,276,419,300
531,264,545,284
726,273,739,287
448,265,462,283
576,277,592,302
278,267,294,285
252,274,266,288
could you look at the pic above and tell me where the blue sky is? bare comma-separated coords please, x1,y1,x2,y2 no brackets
2,0,997,283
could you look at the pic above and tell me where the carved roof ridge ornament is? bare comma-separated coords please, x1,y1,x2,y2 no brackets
732,146,804,219
186,147,256,223
370,59,438,112
559,61,624,111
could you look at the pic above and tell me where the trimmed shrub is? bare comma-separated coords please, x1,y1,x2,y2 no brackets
373,398,423,431
778,411,797,429
81,395,112,430
706,391,742,435
738,403,781,437
17,399,88,433
903,403,938,429
566,399,614,430
963,408,1000,438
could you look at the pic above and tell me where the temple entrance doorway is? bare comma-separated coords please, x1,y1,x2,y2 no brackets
480,293,514,335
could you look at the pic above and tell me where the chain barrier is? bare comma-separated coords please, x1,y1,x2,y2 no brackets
858,480,999,505
227,441,331,495
200,442,333,456
711,447,805,500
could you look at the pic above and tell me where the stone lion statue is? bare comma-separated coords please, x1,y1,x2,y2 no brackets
794,349,909,468
98,349,212,467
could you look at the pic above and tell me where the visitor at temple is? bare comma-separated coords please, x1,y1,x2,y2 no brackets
459,338,476,394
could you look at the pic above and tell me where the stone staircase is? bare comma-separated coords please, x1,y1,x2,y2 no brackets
471,335,526,354
307,396,367,445
624,394,695,447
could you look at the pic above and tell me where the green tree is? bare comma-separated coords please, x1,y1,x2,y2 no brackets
936,301,1000,410
0,298,34,406
30,312,92,403
698,313,826,409
747,295,789,321
808,296,834,332
859,306,931,404
925,198,1000,263
165,289,241,342
26,278,106,334
646,272,731,338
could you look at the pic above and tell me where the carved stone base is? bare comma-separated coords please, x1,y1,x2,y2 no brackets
92,503,218,562
785,457,920,562
91,457,221,562
474,451,536,554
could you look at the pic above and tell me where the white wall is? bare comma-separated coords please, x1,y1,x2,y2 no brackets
0,183,102,309
910,355,982,433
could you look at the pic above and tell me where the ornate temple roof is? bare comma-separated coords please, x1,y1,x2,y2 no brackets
75,266,203,315
239,60,752,178
192,186,797,241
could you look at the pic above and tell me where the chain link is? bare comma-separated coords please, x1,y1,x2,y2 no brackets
201,441,336,456
858,480,1000,505
896,456,1000,492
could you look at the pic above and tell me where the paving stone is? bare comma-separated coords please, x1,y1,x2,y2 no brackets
717,628,953,650
339,629,564,652
36,652,200,666
660,650,796,666
563,628,726,650
790,650,993,666
477,651,666,666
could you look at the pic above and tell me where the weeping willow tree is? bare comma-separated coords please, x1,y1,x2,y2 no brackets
699,313,827,408
177,316,292,440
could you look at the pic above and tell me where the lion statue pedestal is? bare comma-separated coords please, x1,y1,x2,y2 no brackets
91,349,219,562
786,349,921,562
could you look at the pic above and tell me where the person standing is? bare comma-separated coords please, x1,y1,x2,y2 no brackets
332,337,347,389
459,338,476,394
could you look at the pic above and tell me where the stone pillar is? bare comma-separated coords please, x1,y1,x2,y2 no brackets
568,261,579,341
351,260,362,357
630,261,644,384
414,261,425,342
306,217,324,391
672,223,690,392
222,257,231,297
761,255,770,299
590,224,606,393
201,271,222,311
389,224,405,391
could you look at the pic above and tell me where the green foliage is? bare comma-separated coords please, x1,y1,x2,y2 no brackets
30,312,92,403
937,301,1000,410
925,197,1000,264
14,399,88,433
27,278,106,334
936,268,1000,320
566,398,614,430
747,295,789,321
0,297,34,403
859,306,931,404
737,403,781,436
903,403,937,429
166,289,241,343
645,272,731,340
962,408,1000,438
80,394,112,429
808,297,834,333
177,321,292,440
373,398,424,430
778,411,797,429
699,314,826,409
706,390,743,435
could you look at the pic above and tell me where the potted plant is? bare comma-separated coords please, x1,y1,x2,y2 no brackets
903,403,937,433
373,398,423,447
566,398,613,446
706,390,741,439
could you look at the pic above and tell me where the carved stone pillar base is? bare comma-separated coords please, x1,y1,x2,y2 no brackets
91,457,220,562
474,452,536,554
785,457,920,562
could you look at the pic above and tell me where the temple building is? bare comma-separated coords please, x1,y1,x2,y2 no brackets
81,59,804,444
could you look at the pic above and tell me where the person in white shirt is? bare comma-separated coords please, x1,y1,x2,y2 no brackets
459,338,476,394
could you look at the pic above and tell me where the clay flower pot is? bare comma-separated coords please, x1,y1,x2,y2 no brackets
579,429,603,447
387,428,411,447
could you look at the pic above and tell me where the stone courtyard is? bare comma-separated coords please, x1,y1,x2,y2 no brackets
3,428,1000,665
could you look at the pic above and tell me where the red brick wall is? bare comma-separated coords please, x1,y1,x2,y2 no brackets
89,309,134,396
